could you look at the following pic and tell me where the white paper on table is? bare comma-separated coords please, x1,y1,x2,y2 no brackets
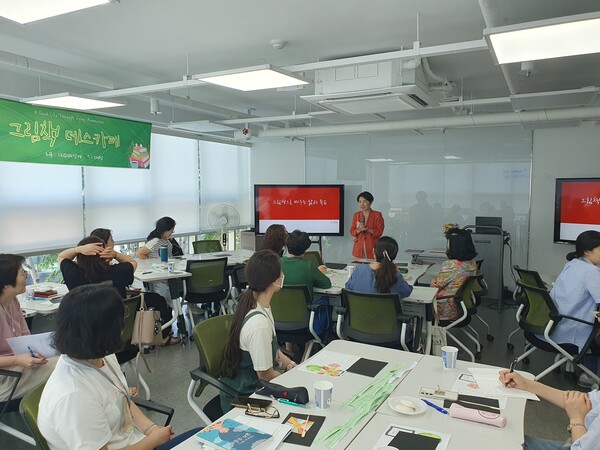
6,332,58,358
468,368,539,400
233,415,292,450
451,373,508,409
297,349,360,377
372,423,451,450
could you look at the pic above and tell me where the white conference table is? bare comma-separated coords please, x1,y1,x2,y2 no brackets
315,267,438,355
358,354,526,450
175,340,526,450
133,249,254,282
18,282,68,317
174,340,425,450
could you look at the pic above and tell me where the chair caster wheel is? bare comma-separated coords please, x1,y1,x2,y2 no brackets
487,335,494,342
475,351,482,360
506,343,514,350
523,357,529,364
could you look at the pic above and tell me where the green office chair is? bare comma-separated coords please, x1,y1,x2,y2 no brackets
21,382,174,450
270,285,323,361
188,314,238,426
192,240,223,254
435,276,484,362
0,369,36,446
336,289,422,353
513,282,600,383
19,382,49,450
303,251,323,267
183,258,231,332
468,272,494,343
507,265,548,350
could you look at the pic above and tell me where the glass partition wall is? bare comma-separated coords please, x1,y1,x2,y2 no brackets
306,126,532,287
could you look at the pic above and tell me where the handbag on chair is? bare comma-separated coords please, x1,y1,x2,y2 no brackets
131,292,163,347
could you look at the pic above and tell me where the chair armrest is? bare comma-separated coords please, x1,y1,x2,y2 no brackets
0,369,22,420
552,313,597,327
397,314,420,324
334,306,347,316
133,398,174,426
190,368,239,398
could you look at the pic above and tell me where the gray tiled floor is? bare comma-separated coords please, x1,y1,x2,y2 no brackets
3,298,587,448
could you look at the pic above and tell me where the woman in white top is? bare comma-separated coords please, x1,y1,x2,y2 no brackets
38,284,174,449
219,250,297,412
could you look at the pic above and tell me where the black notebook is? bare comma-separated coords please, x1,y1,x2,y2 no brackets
388,430,441,450
346,358,387,377
325,262,347,270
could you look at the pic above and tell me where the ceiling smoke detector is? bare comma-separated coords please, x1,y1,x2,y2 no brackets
270,39,287,50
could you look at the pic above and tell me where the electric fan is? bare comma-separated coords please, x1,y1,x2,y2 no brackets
207,204,241,250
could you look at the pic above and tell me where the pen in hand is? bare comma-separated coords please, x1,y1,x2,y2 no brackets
505,358,518,386
28,346,36,358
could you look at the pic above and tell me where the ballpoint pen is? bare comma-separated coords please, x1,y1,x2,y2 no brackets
505,358,518,386
27,346,36,358
422,399,449,415
302,415,310,438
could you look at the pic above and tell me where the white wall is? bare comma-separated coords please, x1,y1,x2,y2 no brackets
529,126,600,281
250,139,305,184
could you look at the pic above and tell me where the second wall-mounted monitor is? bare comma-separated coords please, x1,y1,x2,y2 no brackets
254,184,345,236
554,177,600,244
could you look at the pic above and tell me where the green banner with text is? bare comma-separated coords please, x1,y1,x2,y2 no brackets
0,98,151,169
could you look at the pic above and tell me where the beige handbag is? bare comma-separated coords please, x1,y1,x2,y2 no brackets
131,292,163,346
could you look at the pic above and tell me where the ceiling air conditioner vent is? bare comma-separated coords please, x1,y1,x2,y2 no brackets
301,85,436,115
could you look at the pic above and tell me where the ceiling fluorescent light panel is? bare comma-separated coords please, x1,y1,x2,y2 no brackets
484,12,600,64
23,93,125,110
0,0,112,24
198,64,308,91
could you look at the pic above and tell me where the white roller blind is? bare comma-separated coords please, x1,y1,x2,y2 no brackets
0,162,83,253
199,142,251,230
148,134,199,235
85,133,200,241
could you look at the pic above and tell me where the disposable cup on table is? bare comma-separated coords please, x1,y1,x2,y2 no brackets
441,345,458,369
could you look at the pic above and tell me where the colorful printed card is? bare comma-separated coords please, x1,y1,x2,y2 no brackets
297,350,360,377
282,413,325,447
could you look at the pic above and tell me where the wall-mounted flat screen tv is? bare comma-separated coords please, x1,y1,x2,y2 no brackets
254,184,344,236
554,178,600,244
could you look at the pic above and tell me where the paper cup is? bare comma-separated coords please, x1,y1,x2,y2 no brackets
167,262,175,272
346,265,355,276
314,380,333,409
441,346,458,369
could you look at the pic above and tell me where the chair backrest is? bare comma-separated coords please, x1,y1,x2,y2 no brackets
193,240,223,254
185,258,228,296
458,274,484,312
122,294,142,344
303,251,323,267
20,382,50,450
513,265,546,289
475,259,484,271
340,288,404,345
517,281,557,335
270,285,312,331
193,314,234,380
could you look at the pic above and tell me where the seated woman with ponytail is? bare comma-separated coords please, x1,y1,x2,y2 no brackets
219,250,297,412
345,236,413,297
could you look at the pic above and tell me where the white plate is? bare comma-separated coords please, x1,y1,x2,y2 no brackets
388,396,427,415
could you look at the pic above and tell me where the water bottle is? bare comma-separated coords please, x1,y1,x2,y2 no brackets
159,245,168,262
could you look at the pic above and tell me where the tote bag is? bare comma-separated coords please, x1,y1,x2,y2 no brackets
131,292,163,346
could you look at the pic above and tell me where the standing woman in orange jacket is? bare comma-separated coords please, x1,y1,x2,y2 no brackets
350,191,385,259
